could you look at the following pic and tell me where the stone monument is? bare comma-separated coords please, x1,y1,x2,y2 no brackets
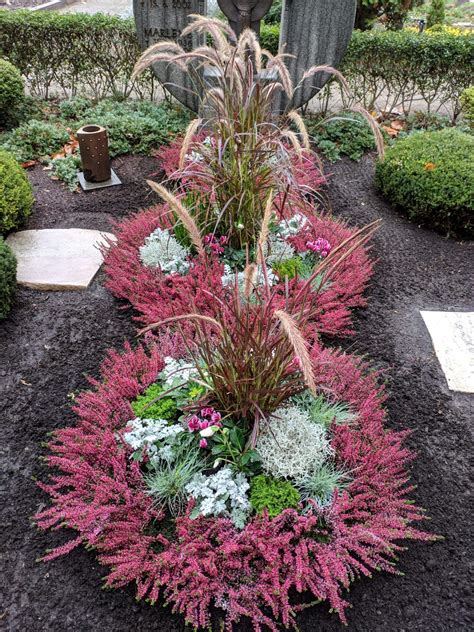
133,0,357,112
279,0,357,110
133,0,208,110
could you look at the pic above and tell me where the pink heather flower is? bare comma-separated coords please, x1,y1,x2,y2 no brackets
187,415,200,432
199,438,208,449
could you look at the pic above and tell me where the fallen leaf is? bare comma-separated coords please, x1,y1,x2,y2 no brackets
21,160,36,169
391,119,405,131
20,379,32,386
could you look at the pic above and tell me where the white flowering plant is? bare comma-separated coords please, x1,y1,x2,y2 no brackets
139,227,191,274
186,466,251,529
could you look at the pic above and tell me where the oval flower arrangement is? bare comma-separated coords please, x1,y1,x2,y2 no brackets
37,290,433,631
103,202,374,337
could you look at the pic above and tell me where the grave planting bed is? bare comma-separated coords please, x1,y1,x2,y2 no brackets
0,154,472,631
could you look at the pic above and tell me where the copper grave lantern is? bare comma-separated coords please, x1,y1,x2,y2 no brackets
77,124,111,183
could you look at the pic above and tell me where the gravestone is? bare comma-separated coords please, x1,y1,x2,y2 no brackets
279,0,357,110
133,0,208,111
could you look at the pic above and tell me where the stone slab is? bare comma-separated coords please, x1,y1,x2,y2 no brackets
78,169,121,191
6,229,116,291
421,311,474,394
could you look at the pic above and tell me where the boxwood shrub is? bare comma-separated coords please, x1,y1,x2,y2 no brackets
375,128,474,238
0,236,17,319
0,57,24,127
0,149,34,233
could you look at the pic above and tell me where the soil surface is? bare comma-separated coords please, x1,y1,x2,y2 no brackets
1,154,473,631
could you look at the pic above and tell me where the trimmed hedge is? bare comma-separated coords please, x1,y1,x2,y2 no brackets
0,9,472,118
0,10,156,100
0,236,17,320
341,29,474,118
0,58,24,127
375,128,474,238
0,149,34,233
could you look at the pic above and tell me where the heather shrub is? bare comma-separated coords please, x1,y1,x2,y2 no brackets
37,339,435,630
0,236,16,319
250,474,300,519
375,128,474,238
0,149,34,233
0,58,24,128
460,86,474,130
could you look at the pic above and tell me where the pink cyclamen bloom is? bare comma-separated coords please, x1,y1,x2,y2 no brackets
199,438,208,449
200,407,214,418
198,420,210,430
210,411,222,424
187,416,200,432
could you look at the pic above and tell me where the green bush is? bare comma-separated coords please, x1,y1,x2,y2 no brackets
306,112,377,162
0,236,16,319
250,474,300,519
0,149,34,233
0,58,24,128
460,86,474,130
260,22,280,56
427,0,446,29
1,119,70,163
375,128,474,238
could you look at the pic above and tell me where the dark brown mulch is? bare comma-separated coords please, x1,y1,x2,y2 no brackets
0,154,472,631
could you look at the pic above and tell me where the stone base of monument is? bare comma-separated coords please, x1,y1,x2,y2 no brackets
78,169,121,192
6,229,116,291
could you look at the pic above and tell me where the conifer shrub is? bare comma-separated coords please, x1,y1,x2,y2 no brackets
0,236,17,319
0,149,34,233
375,128,474,238
250,474,300,519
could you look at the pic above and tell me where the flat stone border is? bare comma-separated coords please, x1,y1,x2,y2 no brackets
421,310,474,394
6,228,116,291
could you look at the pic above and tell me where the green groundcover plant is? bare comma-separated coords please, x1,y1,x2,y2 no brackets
0,148,34,233
0,235,16,319
375,127,474,238
306,112,379,162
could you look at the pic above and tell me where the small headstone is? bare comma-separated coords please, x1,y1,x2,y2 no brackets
279,0,356,110
6,229,116,291
421,311,474,394
133,0,208,111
